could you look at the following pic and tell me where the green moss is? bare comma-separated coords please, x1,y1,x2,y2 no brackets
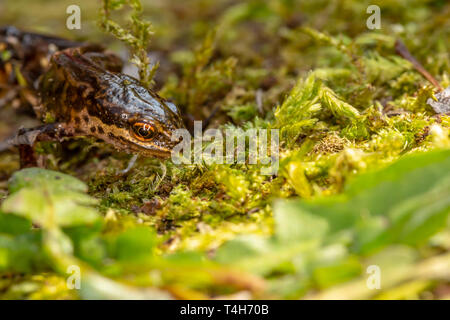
98,0,159,88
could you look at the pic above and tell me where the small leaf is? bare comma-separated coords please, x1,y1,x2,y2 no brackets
2,187,99,228
113,226,157,262
215,236,272,264
8,168,87,194
80,272,172,300
0,214,32,235
274,200,328,244
312,256,362,289
3,169,100,228
0,233,44,272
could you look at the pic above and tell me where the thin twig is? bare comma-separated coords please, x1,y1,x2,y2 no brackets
395,39,443,91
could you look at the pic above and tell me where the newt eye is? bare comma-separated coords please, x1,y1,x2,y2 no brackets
132,122,156,141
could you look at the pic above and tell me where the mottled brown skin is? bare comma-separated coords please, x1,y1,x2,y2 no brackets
0,26,184,165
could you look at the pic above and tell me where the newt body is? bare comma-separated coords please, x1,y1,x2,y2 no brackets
0,26,184,165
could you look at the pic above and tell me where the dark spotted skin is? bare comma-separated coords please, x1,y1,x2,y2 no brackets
1,26,184,163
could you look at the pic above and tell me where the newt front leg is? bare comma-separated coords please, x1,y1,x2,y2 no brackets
9,123,79,168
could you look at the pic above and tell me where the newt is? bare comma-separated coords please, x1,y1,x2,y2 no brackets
0,26,184,167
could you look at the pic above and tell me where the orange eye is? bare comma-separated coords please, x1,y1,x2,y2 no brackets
132,122,156,141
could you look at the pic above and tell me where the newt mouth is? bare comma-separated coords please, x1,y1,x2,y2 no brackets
127,141,173,159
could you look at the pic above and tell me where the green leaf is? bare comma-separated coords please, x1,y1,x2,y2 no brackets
312,256,362,289
2,169,100,228
215,236,272,264
273,200,328,244
2,187,99,228
0,214,32,235
215,238,318,276
298,149,450,233
64,225,106,266
113,226,157,262
346,149,450,215
357,178,450,253
0,233,44,272
8,168,87,194
79,273,172,300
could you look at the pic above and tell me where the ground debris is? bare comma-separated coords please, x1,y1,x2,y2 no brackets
428,87,450,114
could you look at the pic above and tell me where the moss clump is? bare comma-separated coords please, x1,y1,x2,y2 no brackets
98,0,159,88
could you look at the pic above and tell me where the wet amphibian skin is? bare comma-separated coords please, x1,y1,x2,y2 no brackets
0,26,184,164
